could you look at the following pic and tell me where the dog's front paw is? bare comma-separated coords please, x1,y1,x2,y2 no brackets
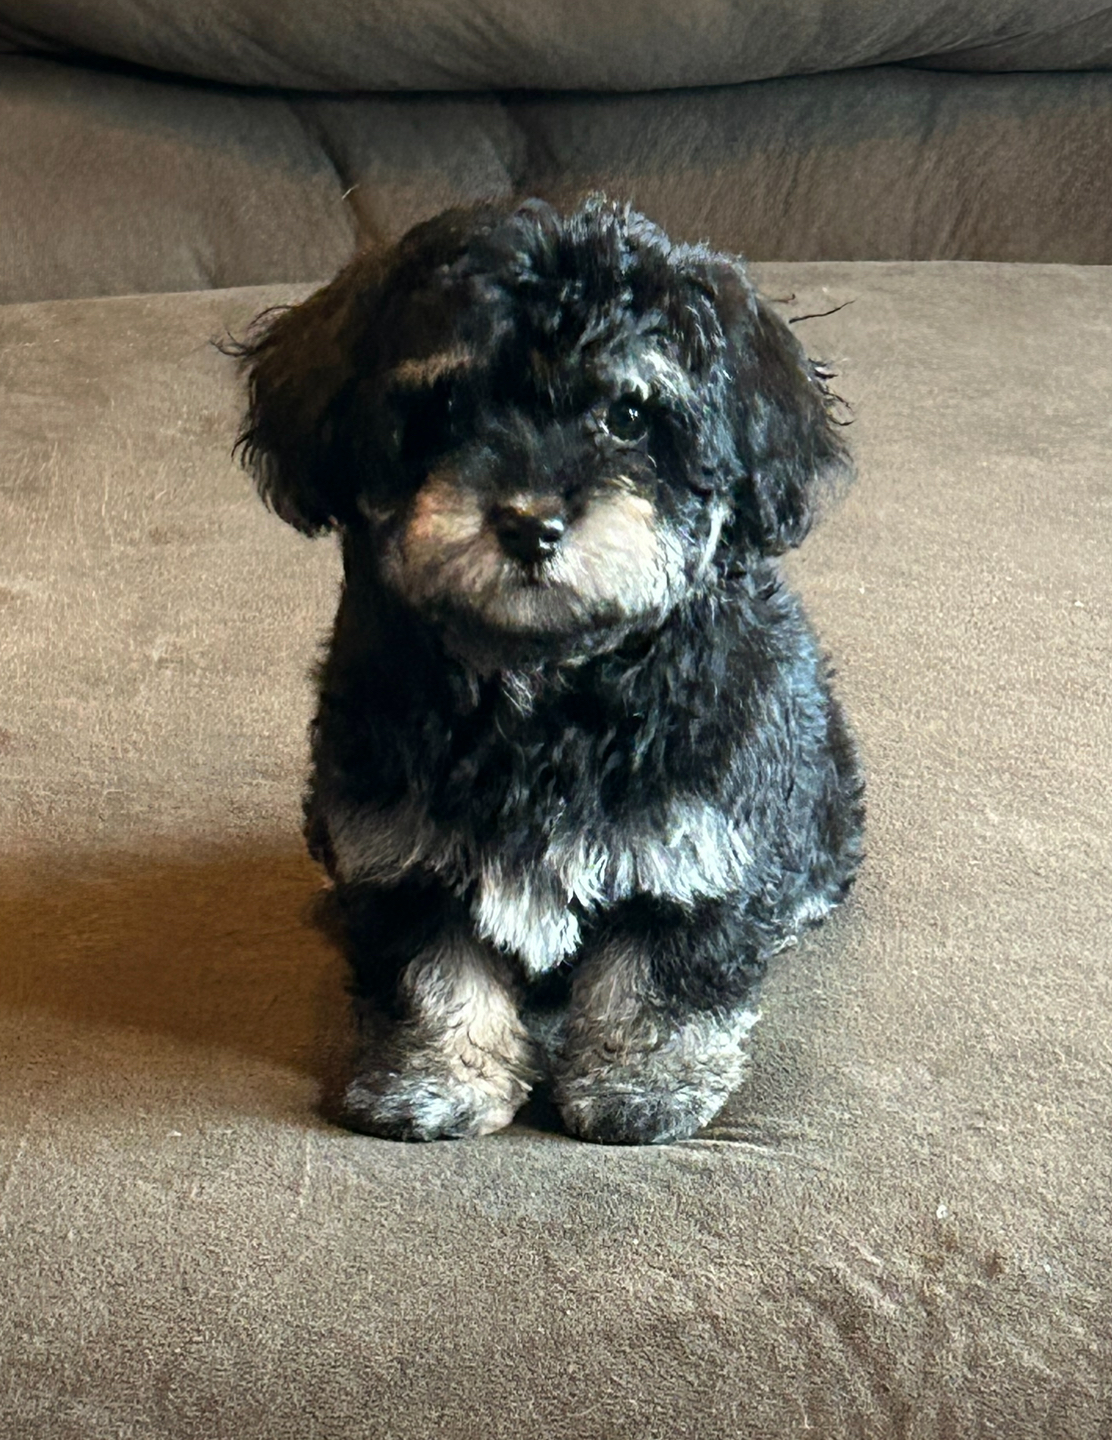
553,1007,759,1145
555,1076,723,1146
336,936,538,1140
337,1062,529,1142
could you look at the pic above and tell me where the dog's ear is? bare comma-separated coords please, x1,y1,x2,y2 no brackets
228,253,384,535
696,259,850,555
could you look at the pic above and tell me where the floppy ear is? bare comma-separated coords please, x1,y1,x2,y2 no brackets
229,251,385,535
702,260,850,555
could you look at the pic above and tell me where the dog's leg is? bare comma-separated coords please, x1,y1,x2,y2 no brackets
333,883,537,1140
554,901,763,1145
341,932,537,1141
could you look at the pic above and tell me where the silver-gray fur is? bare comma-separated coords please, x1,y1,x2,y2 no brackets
554,939,762,1145
328,794,758,977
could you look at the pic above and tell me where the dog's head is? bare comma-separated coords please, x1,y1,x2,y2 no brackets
234,198,848,662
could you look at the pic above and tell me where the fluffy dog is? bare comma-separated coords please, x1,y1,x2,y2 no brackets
232,197,864,1145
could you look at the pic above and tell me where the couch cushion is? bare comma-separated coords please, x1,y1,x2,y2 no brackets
508,69,1112,266
1,0,1111,89
6,56,1112,304
0,56,358,303
1,263,1109,1437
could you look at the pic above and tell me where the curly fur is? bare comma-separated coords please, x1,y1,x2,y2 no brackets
231,196,864,1144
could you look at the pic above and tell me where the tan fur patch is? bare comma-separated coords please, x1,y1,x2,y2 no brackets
391,347,473,389
399,937,536,1134
406,472,485,549
391,472,505,607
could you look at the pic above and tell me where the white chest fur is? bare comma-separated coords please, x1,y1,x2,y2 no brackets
327,797,753,977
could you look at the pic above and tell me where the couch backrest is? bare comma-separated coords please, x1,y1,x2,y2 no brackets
2,1,1111,303
2,0,1111,91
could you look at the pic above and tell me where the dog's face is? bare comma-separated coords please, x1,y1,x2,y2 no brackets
371,320,721,648
235,199,847,662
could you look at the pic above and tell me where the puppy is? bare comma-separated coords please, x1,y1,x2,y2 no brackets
233,197,864,1145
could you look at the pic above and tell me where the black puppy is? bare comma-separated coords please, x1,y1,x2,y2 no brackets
233,197,863,1144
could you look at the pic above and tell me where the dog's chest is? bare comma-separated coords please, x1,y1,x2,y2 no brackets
327,796,753,976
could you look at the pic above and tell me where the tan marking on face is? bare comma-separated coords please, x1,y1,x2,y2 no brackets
406,472,485,548
391,347,473,389
392,471,505,605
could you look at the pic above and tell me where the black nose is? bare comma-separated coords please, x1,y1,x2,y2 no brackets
490,504,566,565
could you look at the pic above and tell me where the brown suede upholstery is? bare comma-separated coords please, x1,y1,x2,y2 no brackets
2,262,1110,1440
2,0,1111,89
4,1,1112,303
1,3,1110,1433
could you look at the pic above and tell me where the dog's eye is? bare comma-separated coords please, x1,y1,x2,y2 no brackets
604,395,649,444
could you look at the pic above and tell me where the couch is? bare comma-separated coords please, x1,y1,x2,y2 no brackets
2,4,1110,1436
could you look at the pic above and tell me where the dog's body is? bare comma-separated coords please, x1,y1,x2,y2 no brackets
234,198,863,1144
